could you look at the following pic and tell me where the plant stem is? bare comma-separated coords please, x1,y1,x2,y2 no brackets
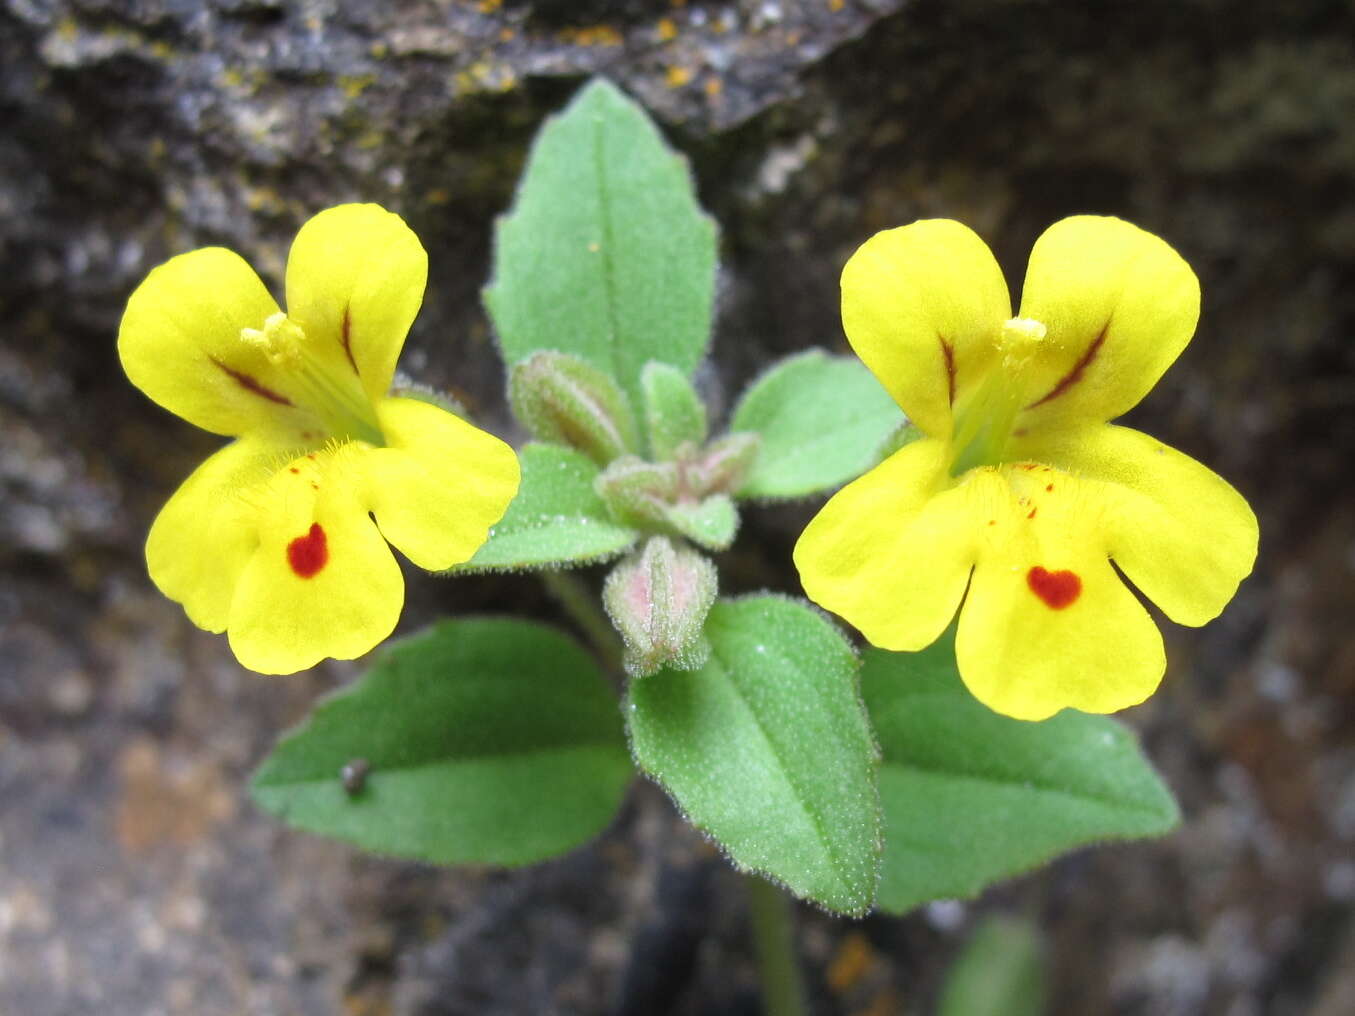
744,872,809,1016
541,569,624,674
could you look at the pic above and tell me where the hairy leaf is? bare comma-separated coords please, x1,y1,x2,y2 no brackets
487,78,716,409
628,596,881,915
864,634,1179,914
252,619,632,865
731,349,904,499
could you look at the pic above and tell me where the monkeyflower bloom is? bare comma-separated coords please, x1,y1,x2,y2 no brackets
119,204,519,674
795,216,1258,720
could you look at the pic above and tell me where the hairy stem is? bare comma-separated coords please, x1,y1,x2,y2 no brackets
744,873,809,1016
541,568,624,675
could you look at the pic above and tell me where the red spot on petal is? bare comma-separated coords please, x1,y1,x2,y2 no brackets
1027,566,1081,609
987,519,996,526
1027,507,1037,519
1045,483,1054,492
289,467,300,474
287,523,328,578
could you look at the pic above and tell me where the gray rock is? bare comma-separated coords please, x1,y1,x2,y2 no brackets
3,1,1355,1013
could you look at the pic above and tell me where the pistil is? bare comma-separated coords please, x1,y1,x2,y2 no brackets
949,317,1047,476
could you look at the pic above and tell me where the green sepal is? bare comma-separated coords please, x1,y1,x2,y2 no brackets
687,432,761,497
486,78,717,410
456,443,639,572
389,373,469,420
627,596,882,916
250,618,633,866
863,633,1181,914
509,350,640,465
664,493,738,551
730,349,905,499
641,361,707,460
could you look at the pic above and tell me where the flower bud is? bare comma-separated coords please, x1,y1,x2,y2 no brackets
597,457,739,550
509,351,639,464
689,432,761,496
603,536,718,677
595,455,680,528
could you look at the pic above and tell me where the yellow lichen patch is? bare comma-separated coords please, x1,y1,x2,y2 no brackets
665,65,693,88
338,73,376,99
704,76,723,98
826,931,876,993
657,17,678,41
477,0,502,11
57,16,78,41
560,25,624,47
829,0,846,11
245,186,285,215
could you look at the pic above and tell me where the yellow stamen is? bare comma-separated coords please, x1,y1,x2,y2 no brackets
240,314,384,446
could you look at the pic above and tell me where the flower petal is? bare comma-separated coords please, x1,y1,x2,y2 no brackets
284,204,428,403
362,397,522,570
119,247,315,436
956,464,1165,720
794,438,986,650
1012,424,1258,627
841,220,1011,438
1016,216,1200,429
227,449,403,674
146,435,279,632
957,549,1164,722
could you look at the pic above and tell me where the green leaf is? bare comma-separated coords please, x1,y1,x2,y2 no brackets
938,916,1047,1016
730,349,905,499
456,443,639,571
486,78,717,410
627,596,881,915
641,361,707,460
251,618,633,866
665,493,738,551
863,634,1180,914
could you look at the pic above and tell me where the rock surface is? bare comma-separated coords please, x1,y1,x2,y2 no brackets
3,1,1355,1014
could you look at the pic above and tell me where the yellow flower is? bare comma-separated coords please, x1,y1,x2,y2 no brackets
119,204,520,674
794,216,1258,720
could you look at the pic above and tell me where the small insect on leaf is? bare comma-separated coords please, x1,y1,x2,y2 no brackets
341,757,370,795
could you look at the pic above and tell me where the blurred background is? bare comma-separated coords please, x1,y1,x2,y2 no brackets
2,1,1353,1013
